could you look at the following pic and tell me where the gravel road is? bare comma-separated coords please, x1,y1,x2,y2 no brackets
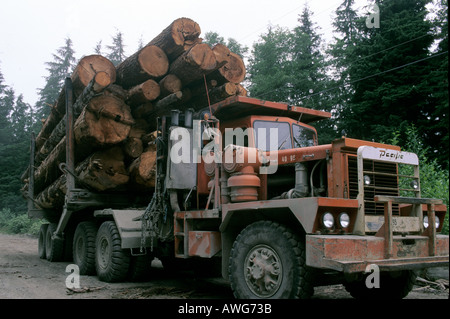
0,233,447,300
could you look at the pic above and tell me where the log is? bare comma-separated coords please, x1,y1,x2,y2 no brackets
123,138,144,159
116,45,169,89
76,146,129,192
129,145,157,190
207,51,246,85
122,119,149,159
187,82,238,110
35,174,66,209
34,71,112,167
132,102,154,120
36,147,129,209
211,44,231,67
127,79,160,107
236,83,248,96
71,55,117,96
158,74,182,97
169,43,218,86
35,55,116,151
148,17,201,62
74,94,134,147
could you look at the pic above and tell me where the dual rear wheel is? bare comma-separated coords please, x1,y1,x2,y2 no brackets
39,220,152,282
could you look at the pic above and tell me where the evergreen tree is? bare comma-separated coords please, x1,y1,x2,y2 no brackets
328,0,361,129
0,65,13,145
204,31,249,58
421,0,448,166
247,25,293,102
94,40,103,55
107,31,127,66
289,4,334,143
10,94,32,141
338,0,438,151
137,35,145,51
35,37,76,121
0,70,28,213
204,31,225,46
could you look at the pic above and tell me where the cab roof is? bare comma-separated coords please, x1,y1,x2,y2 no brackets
209,96,331,124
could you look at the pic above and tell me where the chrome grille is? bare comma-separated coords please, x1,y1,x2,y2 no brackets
348,156,400,215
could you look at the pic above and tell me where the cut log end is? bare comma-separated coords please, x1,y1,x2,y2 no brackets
171,17,202,45
73,55,117,88
219,52,246,84
93,71,112,91
138,45,169,78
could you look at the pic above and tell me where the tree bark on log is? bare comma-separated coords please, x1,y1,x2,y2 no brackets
158,74,182,97
187,82,238,110
34,71,112,167
129,145,157,190
33,137,67,196
35,174,66,209
169,43,219,86
148,17,201,62
116,45,169,89
77,146,129,192
35,146,129,209
74,94,134,147
126,79,160,107
35,55,116,151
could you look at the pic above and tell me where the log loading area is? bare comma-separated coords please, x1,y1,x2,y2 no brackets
22,17,247,233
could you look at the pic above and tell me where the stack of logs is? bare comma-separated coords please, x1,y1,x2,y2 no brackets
25,17,247,210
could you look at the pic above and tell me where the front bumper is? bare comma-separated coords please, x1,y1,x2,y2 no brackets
306,234,449,273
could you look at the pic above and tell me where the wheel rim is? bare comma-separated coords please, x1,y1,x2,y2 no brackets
98,236,111,270
244,244,282,298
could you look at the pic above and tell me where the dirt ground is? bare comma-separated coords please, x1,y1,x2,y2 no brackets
0,233,448,300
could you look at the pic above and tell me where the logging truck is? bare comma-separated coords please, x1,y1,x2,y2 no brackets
26,90,449,299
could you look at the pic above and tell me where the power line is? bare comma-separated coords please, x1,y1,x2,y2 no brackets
253,50,447,100
298,50,448,101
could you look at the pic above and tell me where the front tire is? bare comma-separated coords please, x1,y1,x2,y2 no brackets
344,270,417,299
229,221,314,299
95,221,130,282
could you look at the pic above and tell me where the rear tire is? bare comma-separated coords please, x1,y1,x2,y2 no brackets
95,221,130,282
128,254,153,282
45,223,64,262
38,224,49,259
229,221,314,299
73,221,98,275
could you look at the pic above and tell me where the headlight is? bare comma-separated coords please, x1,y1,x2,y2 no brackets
423,216,440,229
322,212,334,229
339,212,350,228
364,175,371,185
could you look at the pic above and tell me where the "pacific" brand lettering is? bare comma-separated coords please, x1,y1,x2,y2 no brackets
379,150,404,160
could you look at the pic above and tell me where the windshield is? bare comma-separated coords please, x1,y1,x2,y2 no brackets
254,120,292,151
293,124,316,148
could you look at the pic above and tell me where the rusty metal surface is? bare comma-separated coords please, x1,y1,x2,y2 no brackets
306,234,449,273
210,96,331,123
221,197,359,234
188,231,221,258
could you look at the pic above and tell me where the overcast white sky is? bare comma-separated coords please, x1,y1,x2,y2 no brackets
0,0,369,106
